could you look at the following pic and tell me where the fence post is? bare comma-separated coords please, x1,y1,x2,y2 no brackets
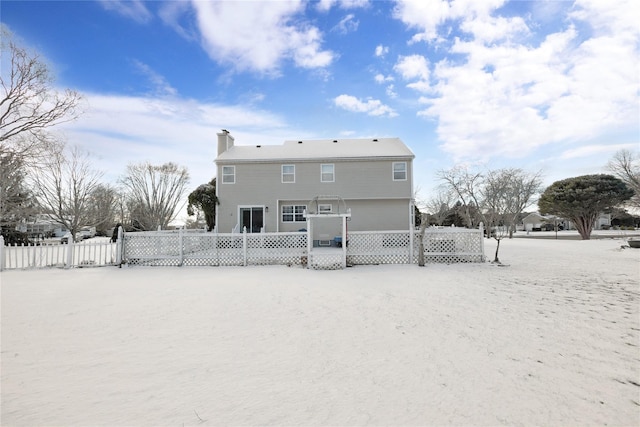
179,228,184,267
341,216,347,269
306,216,312,269
479,222,486,261
116,226,123,267
66,237,74,269
243,226,247,266
0,235,4,271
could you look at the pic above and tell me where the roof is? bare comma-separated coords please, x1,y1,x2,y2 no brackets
216,137,414,163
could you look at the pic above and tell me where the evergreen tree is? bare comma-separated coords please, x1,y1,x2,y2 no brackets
539,174,633,240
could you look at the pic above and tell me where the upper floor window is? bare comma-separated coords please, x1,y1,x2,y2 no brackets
222,166,235,184
393,162,407,181
282,165,295,183
321,164,335,182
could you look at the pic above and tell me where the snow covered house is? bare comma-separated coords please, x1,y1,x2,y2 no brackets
214,130,415,241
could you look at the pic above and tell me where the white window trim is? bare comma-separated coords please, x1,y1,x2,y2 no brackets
281,164,295,183
321,163,335,183
393,162,407,181
222,165,235,184
282,204,306,222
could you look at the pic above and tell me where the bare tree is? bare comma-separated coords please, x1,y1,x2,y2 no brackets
1,28,81,235
30,145,104,240
0,150,37,229
1,26,81,155
606,149,640,208
85,184,119,236
120,162,190,230
424,189,455,226
485,168,543,238
437,166,484,228
440,165,544,263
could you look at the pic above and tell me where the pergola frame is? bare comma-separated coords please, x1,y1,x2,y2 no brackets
304,195,351,269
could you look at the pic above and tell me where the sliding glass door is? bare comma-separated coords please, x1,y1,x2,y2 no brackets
240,207,264,233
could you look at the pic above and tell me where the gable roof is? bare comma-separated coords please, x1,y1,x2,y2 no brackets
216,137,414,163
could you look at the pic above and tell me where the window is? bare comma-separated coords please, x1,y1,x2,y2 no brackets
393,162,407,181
321,164,334,182
318,204,332,214
222,166,235,184
282,205,306,222
282,165,295,183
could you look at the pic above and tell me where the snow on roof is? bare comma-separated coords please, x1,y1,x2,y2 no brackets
216,137,414,163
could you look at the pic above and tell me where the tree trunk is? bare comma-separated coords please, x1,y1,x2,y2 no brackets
573,215,596,240
493,238,501,263
418,216,427,267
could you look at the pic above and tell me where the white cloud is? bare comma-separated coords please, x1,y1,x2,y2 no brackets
394,55,430,92
375,45,389,57
394,55,430,80
98,0,152,24
158,2,198,41
132,60,177,97
386,84,397,98
316,0,370,12
191,1,333,73
62,92,297,188
374,73,393,84
459,14,529,43
393,0,507,43
559,143,638,160
334,94,397,117
333,14,359,34
393,0,639,162
570,0,639,34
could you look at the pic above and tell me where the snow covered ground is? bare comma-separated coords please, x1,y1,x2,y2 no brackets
1,237,639,426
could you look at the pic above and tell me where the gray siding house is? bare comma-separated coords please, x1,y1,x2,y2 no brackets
214,131,415,240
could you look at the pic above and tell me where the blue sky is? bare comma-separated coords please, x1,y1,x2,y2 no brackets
2,0,638,217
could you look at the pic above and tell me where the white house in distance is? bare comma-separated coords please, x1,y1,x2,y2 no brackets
214,130,415,245
522,212,611,231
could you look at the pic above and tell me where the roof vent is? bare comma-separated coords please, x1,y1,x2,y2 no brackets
298,140,303,144
373,138,378,142
333,140,338,143
256,145,261,148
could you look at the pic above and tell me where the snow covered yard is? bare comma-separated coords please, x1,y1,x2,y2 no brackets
1,238,639,426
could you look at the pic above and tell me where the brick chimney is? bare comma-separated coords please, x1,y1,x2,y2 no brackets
217,129,235,155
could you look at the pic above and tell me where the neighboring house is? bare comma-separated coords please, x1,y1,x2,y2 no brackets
595,212,611,230
522,212,611,231
16,214,67,238
214,130,415,241
522,213,547,231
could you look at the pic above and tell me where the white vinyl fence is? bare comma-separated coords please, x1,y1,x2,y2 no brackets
421,227,486,263
124,230,307,267
0,236,122,271
122,226,485,269
1,227,485,271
